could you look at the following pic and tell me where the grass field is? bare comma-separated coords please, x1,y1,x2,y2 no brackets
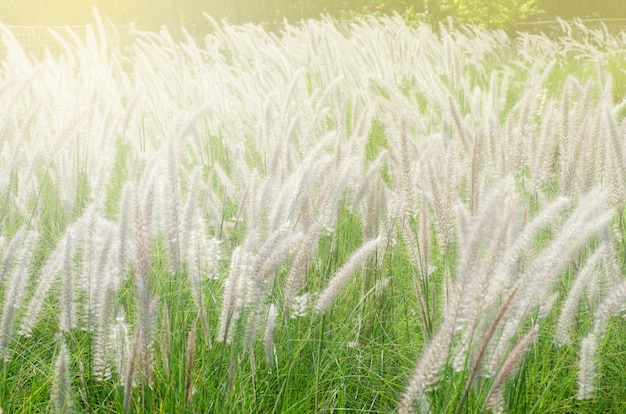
2,13,626,413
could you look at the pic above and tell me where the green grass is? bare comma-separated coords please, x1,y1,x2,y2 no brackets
0,201,425,412
3,15,626,414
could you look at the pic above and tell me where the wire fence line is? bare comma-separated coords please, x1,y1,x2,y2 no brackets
0,22,133,59
1,17,626,59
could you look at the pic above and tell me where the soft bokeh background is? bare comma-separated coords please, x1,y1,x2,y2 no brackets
1,0,625,29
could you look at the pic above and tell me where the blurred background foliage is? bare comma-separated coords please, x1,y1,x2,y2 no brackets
0,0,625,30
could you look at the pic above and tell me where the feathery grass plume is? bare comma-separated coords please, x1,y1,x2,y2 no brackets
456,284,520,414
570,80,595,191
267,135,336,230
59,229,76,333
496,190,613,346
120,85,145,140
485,325,539,412
216,244,256,344
181,170,204,298
577,333,597,400
52,338,73,414
130,182,157,386
0,230,39,360
109,311,132,388
554,243,606,346
467,127,484,210
123,335,137,414
165,138,183,275
363,175,390,243
233,177,260,249
603,104,626,207
265,171,297,234
76,205,100,323
0,24,33,72
448,95,472,155
353,149,388,205
85,220,118,331
213,164,237,203
19,228,72,336
47,25,80,61
200,177,225,232
591,279,626,339
160,303,171,377
0,227,26,283
522,65,559,187
597,232,621,292
91,7,111,59
577,274,626,399
315,155,356,231
566,117,589,196
585,106,603,186
517,188,613,309
451,184,518,371
185,321,197,404
558,77,572,191
401,175,611,411
180,168,202,262
256,229,303,281
455,179,512,277
486,196,570,299
426,160,455,253
399,212,432,337
92,276,116,381
84,23,101,63
397,317,457,414
117,181,133,280
132,186,152,301
284,224,322,314
243,229,303,350
135,297,157,387
0,237,5,264
315,235,384,313
187,225,220,339
264,304,277,371
486,191,613,377
389,117,419,217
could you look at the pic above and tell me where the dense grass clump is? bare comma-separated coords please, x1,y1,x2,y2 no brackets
2,12,626,413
